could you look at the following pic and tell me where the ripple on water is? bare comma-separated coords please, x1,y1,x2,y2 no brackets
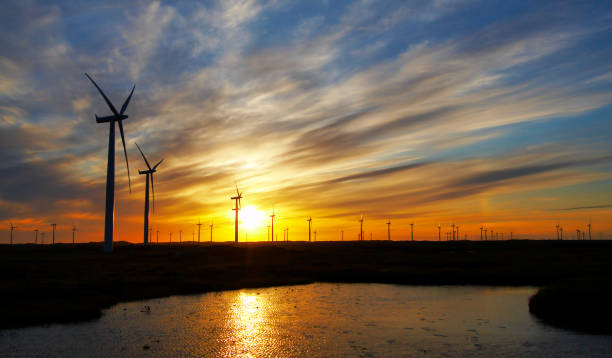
2,284,612,358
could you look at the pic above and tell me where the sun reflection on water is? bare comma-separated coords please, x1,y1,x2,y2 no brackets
222,291,272,357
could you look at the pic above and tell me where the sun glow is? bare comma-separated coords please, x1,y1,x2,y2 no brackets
241,206,266,230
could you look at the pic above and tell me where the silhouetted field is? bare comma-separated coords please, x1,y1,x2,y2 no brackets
1,240,611,333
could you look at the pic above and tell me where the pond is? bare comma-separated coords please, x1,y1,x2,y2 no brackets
1,283,611,357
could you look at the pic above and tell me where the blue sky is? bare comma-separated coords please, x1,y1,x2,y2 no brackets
1,0,611,241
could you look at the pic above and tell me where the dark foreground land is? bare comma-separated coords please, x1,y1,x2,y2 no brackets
1,240,611,333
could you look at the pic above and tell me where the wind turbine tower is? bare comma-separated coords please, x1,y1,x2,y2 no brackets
484,228,488,240
231,186,243,243
387,218,391,241
588,223,592,240
451,224,455,241
438,224,441,241
197,219,202,243
9,223,16,245
359,215,364,241
51,223,56,245
307,217,312,242
269,209,275,243
72,223,77,244
34,229,38,244
136,143,163,245
210,221,213,242
85,73,134,253
555,224,560,240
410,223,414,241
456,225,459,241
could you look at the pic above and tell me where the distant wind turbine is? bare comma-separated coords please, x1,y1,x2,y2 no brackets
72,222,77,244
314,229,317,241
85,73,134,253
156,228,160,244
136,143,163,246
410,223,414,241
359,215,364,241
231,185,243,243
484,228,488,240
438,224,441,241
387,218,391,241
588,222,592,240
41,232,45,244
480,226,483,241
456,225,459,241
197,219,202,243
555,224,560,240
209,221,213,242
51,223,56,245
9,222,16,245
269,209,275,243
307,217,312,242
34,229,38,244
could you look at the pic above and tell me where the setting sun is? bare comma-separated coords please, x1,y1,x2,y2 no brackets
240,206,266,230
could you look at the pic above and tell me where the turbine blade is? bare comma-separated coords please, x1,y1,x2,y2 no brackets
85,73,119,117
118,120,132,193
150,173,155,214
135,143,151,169
120,85,135,115
153,159,164,170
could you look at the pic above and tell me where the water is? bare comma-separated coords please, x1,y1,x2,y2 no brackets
1,283,611,357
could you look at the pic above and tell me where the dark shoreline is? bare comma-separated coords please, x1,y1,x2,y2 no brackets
1,240,611,333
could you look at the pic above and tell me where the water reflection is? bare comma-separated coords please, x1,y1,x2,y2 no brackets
2,284,612,358
223,292,269,357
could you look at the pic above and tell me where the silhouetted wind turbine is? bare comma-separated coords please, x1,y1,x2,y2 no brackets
269,209,275,243
555,224,560,240
9,223,16,245
314,229,317,241
387,218,391,241
135,143,163,245
72,222,77,244
559,227,563,240
41,232,45,244
359,215,364,241
85,73,134,253
307,217,312,242
51,223,56,245
588,222,592,240
34,229,38,244
197,219,202,243
484,228,488,240
231,185,243,243
456,225,459,241
576,228,580,240
438,224,441,241
209,221,213,242
410,223,414,241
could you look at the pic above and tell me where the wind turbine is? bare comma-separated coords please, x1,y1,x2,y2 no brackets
307,217,312,242
341,229,344,241
588,222,592,240
72,222,77,244
34,229,38,244
484,228,488,240
387,218,391,241
9,223,16,245
197,219,202,243
456,225,459,241
314,229,317,241
51,223,56,245
437,224,441,241
451,224,455,241
135,143,163,245
480,226,483,241
41,232,45,244
359,215,364,241
410,223,414,241
559,227,563,240
269,209,275,243
156,228,160,244
231,185,243,243
555,224,560,240
85,73,134,253
209,221,214,242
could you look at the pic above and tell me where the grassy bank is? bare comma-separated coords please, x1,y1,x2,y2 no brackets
1,240,611,331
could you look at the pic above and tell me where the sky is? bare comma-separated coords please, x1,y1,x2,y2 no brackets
1,0,612,243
